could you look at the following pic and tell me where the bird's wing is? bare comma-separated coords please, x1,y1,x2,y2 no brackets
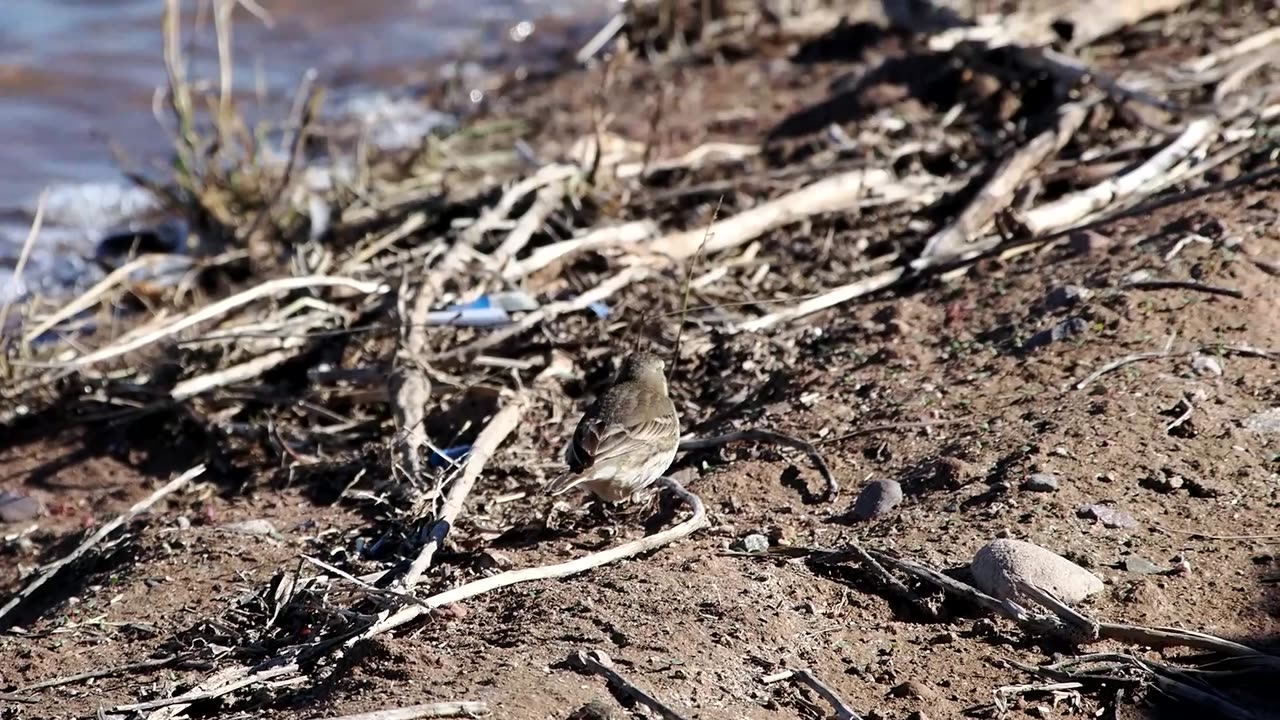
565,398,676,473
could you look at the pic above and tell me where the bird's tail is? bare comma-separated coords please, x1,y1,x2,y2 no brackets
543,471,588,496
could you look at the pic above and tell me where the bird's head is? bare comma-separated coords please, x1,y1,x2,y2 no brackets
617,351,668,387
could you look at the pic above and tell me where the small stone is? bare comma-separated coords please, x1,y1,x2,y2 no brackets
176,516,192,530
930,631,957,645
1123,556,1167,575
849,479,904,521
1171,555,1192,574
479,550,513,570
1243,409,1280,433
1142,472,1184,493
1191,354,1223,377
567,701,614,720
1078,504,1138,529
1044,284,1091,309
1125,269,1153,284
219,519,278,536
434,602,468,620
1023,317,1088,351
1023,473,1060,492
970,538,1104,606
1070,230,1112,255
736,534,770,553
891,680,938,700
0,491,41,523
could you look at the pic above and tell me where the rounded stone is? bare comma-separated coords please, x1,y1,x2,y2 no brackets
970,538,1104,605
850,479,904,521
1023,473,1060,492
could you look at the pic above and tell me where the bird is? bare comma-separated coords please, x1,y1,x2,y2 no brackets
543,351,681,503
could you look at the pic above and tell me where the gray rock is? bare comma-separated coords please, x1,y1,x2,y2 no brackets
1243,408,1280,433
1078,504,1138,529
1123,556,1167,575
1191,353,1223,377
219,519,278,536
850,479,904,521
1023,473,1060,492
970,538,1104,606
1024,317,1088,351
0,491,40,523
1142,472,1184,494
735,533,770,553
1045,285,1091,309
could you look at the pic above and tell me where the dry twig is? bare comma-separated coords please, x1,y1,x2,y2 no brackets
762,668,864,720
324,701,490,719
400,355,571,589
572,649,690,720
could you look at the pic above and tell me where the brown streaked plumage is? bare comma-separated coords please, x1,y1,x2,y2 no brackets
543,352,680,502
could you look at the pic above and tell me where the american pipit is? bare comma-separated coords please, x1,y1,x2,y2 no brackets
543,352,680,502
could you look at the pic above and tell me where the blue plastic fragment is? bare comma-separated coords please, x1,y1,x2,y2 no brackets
587,300,611,318
429,445,472,468
425,307,511,327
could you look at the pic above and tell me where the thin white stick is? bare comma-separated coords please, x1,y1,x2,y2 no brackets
324,702,490,720
59,276,385,368
500,220,657,281
401,356,571,590
761,669,863,720
735,267,905,332
649,169,933,258
1022,117,1219,236
346,476,706,646
113,663,298,713
917,102,1088,263
0,464,205,623
1185,26,1280,74
506,169,935,281
0,188,48,337
170,341,305,400
491,182,563,272
23,254,185,343
574,649,689,720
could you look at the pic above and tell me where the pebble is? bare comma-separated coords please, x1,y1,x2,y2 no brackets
1242,408,1280,433
1191,353,1223,377
1069,229,1112,255
1023,473,1060,492
850,479,904,521
1143,472,1184,493
1077,504,1138,529
1023,317,1088,351
736,533,770,554
1044,284,1091,309
970,538,1104,605
0,491,41,523
219,519,278,536
891,680,938,700
1123,556,1167,575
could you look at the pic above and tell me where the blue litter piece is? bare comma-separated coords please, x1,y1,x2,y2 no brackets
587,300,611,318
450,295,494,311
429,445,472,468
425,307,511,327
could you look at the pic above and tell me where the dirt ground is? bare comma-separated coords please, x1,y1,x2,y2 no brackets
2,2,1279,719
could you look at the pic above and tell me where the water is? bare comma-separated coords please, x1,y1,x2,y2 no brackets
0,0,613,298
